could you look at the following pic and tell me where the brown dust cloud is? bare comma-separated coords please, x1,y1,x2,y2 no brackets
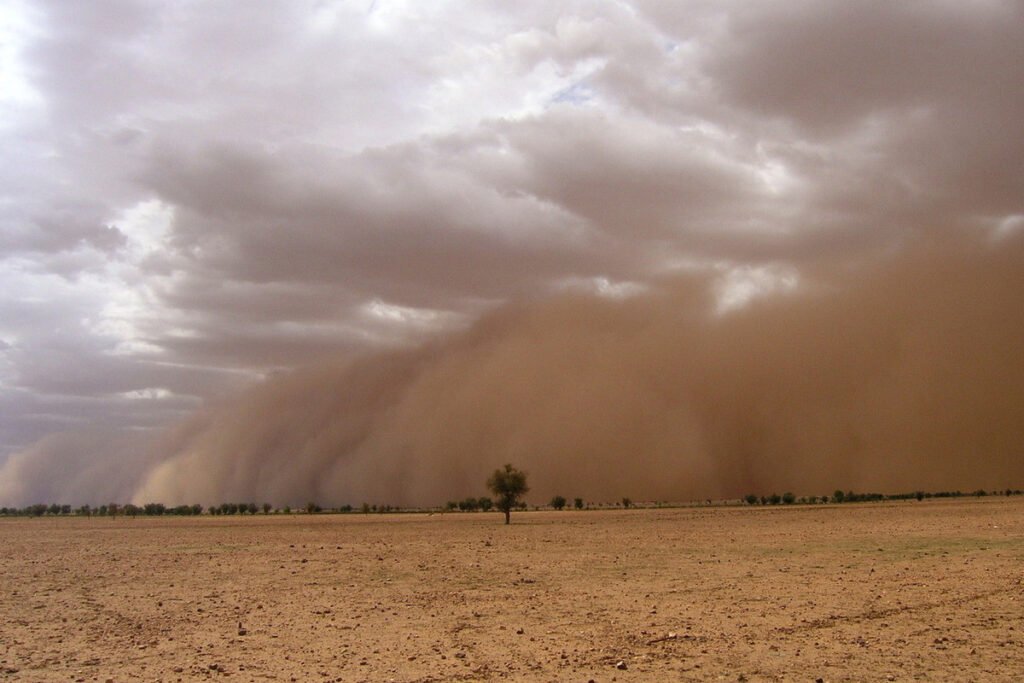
105,233,1023,508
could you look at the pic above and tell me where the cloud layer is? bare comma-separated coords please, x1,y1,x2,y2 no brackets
1,1,1022,504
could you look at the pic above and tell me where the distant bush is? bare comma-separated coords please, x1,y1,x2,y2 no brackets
744,494,758,505
782,492,796,504
574,497,584,510
550,495,567,510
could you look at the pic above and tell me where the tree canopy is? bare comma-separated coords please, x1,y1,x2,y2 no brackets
486,464,529,525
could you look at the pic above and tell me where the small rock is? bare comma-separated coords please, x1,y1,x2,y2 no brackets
238,628,247,636
516,627,524,635
615,660,628,670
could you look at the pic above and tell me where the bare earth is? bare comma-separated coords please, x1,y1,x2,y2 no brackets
2,498,1023,682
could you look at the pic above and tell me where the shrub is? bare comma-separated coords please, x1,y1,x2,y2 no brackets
550,495,567,510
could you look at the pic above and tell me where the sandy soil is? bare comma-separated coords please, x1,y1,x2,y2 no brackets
1,498,1022,682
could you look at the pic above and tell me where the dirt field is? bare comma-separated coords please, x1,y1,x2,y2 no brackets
1,498,1022,682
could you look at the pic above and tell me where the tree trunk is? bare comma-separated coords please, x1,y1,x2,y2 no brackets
504,508,510,525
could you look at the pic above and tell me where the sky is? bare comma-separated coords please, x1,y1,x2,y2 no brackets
1,0,1022,506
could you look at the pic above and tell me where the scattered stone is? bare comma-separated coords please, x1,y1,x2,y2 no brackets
615,660,627,670
516,628,524,635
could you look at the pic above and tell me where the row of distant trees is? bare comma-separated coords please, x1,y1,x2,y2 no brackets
4,487,1022,518
445,496,632,512
0,503,206,517
0,502,389,517
745,488,1024,506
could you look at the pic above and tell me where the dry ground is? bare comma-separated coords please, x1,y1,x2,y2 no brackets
1,498,1023,682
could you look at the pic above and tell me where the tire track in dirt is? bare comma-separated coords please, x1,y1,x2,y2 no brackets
774,580,1024,635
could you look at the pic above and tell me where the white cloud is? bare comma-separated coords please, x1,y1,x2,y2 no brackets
714,264,799,315
0,0,43,116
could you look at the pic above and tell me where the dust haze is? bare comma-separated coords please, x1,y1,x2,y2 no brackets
113,234,1021,506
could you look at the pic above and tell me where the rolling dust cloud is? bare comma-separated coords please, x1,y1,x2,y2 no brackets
118,233,1024,507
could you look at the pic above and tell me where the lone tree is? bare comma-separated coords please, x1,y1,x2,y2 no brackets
487,464,529,525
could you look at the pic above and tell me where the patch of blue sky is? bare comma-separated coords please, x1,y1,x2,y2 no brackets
551,81,595,106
